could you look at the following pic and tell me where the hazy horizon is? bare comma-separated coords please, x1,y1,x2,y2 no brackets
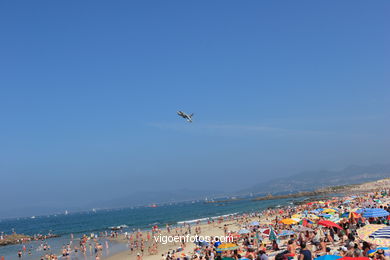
0,1,389,219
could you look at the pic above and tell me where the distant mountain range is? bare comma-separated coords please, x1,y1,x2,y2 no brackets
92,164,390,209
4,164,389,219
86,189,229,209
242,164,390,195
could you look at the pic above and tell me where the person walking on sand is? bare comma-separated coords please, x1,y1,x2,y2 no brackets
299,242,313,260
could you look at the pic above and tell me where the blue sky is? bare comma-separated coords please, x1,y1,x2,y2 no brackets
0,1,389,216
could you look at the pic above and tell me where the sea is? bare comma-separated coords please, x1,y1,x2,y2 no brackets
0,196,314,260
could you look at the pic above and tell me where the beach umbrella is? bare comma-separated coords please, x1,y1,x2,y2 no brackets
323,208,337,213
318,220,343,229
280,218,298,225
278,230,295,237
311,209,322,214
250,221,260,226
360,208,389,218
341,212,361,219
238,228,251,234
328,215,341,223
307,214,319,220
300,219,314,225
260,228,271,236
357,224,390,246
339,257,368,260
292,214,302,219
217,243,239,251
269,227,278,241
314,255,342,260
366,248,390,257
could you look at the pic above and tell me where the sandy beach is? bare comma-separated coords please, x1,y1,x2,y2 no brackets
105,179,390,260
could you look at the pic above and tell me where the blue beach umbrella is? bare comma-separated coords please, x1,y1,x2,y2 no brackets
238,228,251,234
278,230,295,237
367,248,390,256
361,208,389,218
250,221,260,226
314,255,342,260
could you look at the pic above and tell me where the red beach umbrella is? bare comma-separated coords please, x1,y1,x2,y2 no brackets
318,220,343,230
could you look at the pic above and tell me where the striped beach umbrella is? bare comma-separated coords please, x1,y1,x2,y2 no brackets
360,208,389,218
357,224,390,246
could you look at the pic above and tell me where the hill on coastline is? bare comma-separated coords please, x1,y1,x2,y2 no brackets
244,164,390,195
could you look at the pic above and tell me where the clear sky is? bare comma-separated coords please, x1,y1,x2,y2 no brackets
0,1,389,216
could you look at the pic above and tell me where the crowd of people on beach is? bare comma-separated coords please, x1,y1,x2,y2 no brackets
6,187,390,260
152,190,390,260
123,190,390,260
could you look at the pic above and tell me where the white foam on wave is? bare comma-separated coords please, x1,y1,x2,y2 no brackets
177,212,238,225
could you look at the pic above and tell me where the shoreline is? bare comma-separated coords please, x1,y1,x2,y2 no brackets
105,178,390,260
1,178,389,259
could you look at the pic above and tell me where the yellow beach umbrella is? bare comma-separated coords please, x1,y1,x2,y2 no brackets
357,224,390,247
292,214,302,219
280,218,298,225
323,208,336,213
217,243,240,251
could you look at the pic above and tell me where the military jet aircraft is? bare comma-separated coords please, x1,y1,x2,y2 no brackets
177,111,194,122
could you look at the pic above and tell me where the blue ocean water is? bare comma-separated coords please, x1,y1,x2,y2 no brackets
0,196,308,259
